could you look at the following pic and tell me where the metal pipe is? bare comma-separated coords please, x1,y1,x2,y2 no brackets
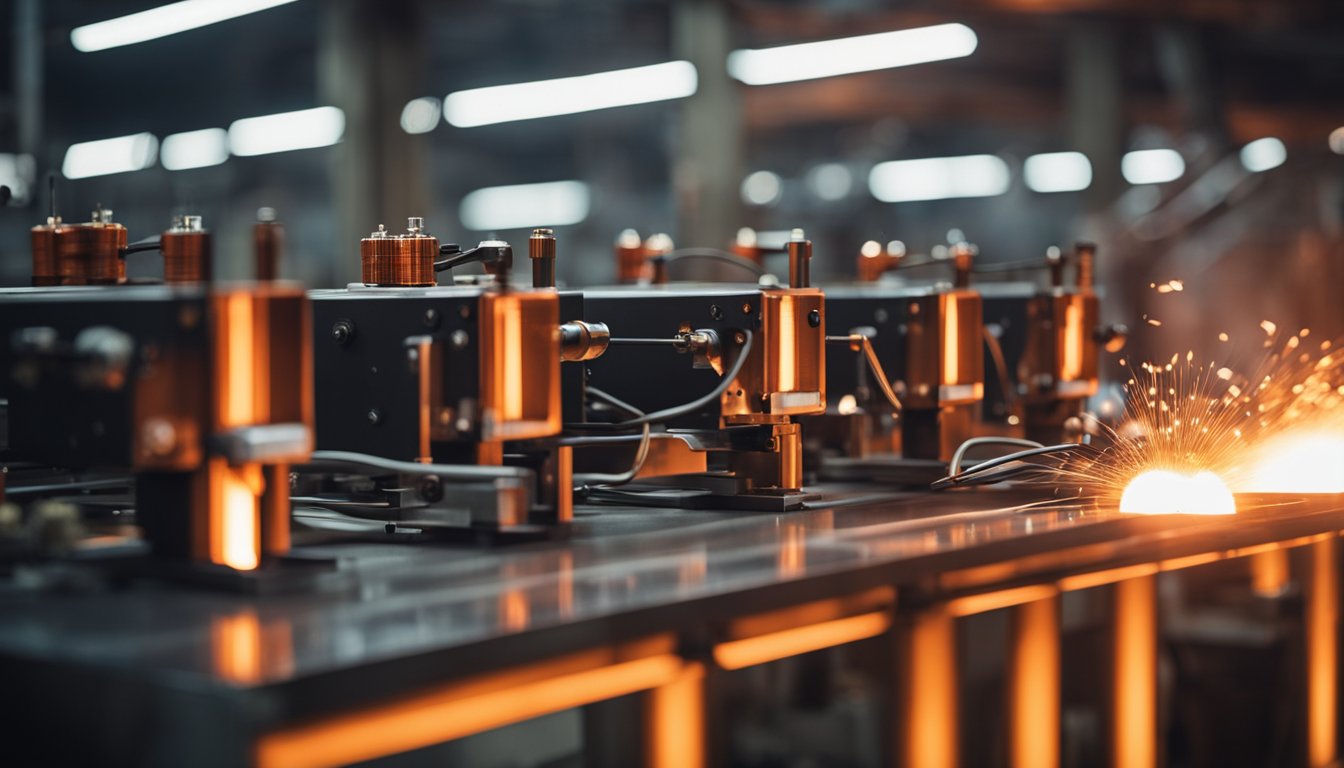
530,228,556,288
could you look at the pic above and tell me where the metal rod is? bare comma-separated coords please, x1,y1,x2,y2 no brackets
1307,536,1338,768
1112,574,1157,768
607,337,682,346
1009,596,1060,768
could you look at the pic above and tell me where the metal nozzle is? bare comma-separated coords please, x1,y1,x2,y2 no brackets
787,228,811,289
950,242,974,288
559,320,610,362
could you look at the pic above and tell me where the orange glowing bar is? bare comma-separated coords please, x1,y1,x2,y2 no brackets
1009,596,1059,768
777,522,806,578
777,296,797,391
255,652,686,768
1112,575,1157,768
222,293,256,428
1307,537,1338,768
946,584,1055,618
1251,549,1291,598
503,298,523,421
646,662,705,768
713,611,890,671
1059,562,1159,593
1061,298,1083,382
902,608,957,768
211,459,261,571
942,294,959,385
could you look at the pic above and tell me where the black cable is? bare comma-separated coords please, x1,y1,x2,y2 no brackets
120,236,162,257
971,259,1047,274
656,249,767,278
565,329,754,431
7,477,132,497
571,387,652,487
930,443,1080,491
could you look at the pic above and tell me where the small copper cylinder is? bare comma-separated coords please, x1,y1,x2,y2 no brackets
361,233,439,286
254,217,283,281
614,230,644,283
162,218,212,284
951,243,974,289
857,251,898,283
787,235,811,289
530,228,556,288
58,223,127,285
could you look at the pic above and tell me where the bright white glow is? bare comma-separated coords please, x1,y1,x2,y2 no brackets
741,170,782,206
1239,137,1287,173
807,163,853,201
727,23,978,86
71,0,300,52
62,133,158,179
0,153,34,201
161,128,228,170
1119,469,1236,515
400,97,442,134
1121,149,1185,185
1238,433,1344,494
460,180,590,231
444,61,697,128
1023,151,1092,193
228,107,345,156
868,154,1010,203
1330,127,1344,155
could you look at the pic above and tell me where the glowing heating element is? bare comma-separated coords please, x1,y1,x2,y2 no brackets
942,294,959,385
1119,470,1236,516
777,297,797,392
212,459,262,571
1061,298,1084,382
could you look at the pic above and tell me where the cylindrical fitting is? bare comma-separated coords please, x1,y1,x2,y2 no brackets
254,207,283,281
361,219,439,287
31,217,62,286
614,229,644,284
49,208,127,286
951,242,974,289
857,240,901,283
559,320,610,361
162,214,211,284
529,228,556,288
787,228,811,289
1074,241,1096,292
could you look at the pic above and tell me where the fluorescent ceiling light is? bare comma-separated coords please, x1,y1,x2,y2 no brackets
161,128,228,170
62,133,158,179
1239,137,1286,173
1023,151,1092,193
228,106,345,156
868,154,1010,203
1121,149,1184,185
460,180,591,231
71,0,300,52
401,97,442,134
727,23,977,86
740,170,783,206
444,61,697,128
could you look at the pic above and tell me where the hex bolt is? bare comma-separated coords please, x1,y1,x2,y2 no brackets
367,409,381,425
710,304,724,320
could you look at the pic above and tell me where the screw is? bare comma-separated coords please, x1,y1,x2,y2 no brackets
710,304,724,320
451,330,469,350
332,319,355,345
367,409,381,425
808,309,821,327
742,303,752,315
734,331,746,344
418,474,443,502
423,308,440,329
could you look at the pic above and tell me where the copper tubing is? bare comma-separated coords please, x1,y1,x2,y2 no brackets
254,217,283,281
162,229,212,284
361,233,439,287
787,232,811,289
530,228,556,288
1075,242,1096,291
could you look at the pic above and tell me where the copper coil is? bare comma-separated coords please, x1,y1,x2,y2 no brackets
57,224,127,285
361,234,439,287
30,223,60,286
162,230,212,283
254,220,283,281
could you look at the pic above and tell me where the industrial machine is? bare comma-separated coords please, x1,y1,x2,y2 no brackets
304,219,606,533
806,240,985,484
571,228,825,510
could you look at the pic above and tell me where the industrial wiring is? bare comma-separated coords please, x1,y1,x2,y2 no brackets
931,441,1082,491
825,333,902,413
654,248,767,279
570,386,652,489
566,328,754,431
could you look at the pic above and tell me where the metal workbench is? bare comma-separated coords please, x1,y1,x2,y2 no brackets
1,486,1341,767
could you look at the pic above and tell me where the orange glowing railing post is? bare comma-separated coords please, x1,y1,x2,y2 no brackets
1009,595,1060,768
1251,548,1291,598
1306,536,1339,768
897,607,958,768
1112,575,1157,768
645,662,706,768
